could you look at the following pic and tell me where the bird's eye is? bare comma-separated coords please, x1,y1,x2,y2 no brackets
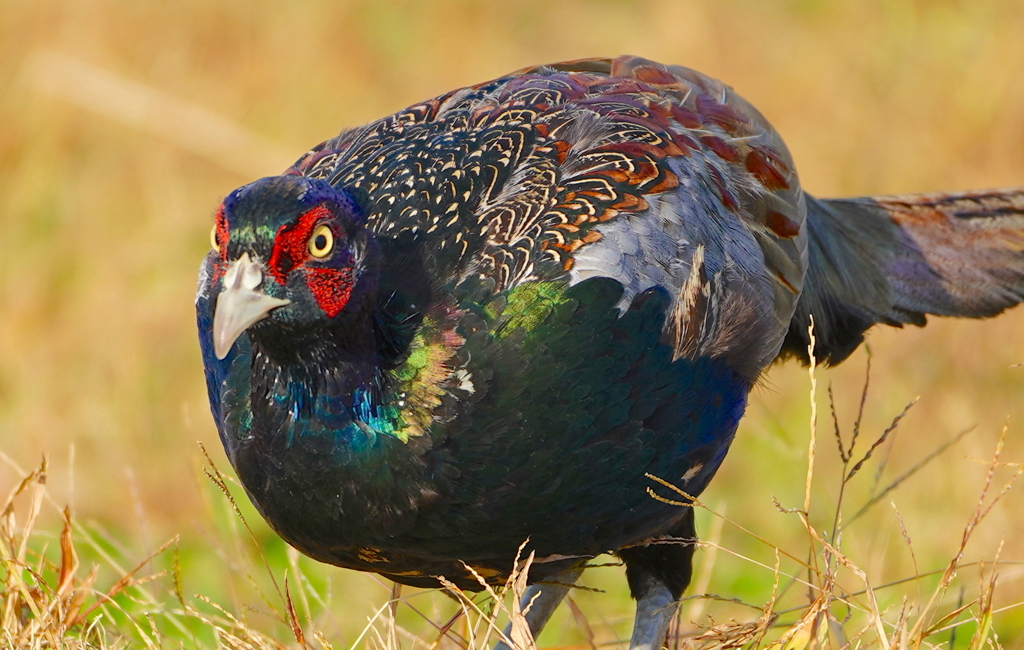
210,225,219,252
309,225,334,258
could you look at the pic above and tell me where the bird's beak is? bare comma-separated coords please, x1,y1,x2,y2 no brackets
213,252,290,360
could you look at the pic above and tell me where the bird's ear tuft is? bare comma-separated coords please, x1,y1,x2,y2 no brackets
300,178,365,228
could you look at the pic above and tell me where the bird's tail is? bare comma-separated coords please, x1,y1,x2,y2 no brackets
781,187,1024,365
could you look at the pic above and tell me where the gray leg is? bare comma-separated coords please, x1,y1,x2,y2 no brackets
493,565,585,650
620,510,696,650
628,575,677,650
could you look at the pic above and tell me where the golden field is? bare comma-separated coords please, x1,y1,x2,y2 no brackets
1,0,1024,647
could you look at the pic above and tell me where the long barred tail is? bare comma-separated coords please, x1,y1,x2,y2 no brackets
781,187,1024,365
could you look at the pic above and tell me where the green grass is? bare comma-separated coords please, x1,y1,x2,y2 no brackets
2,0,1024,647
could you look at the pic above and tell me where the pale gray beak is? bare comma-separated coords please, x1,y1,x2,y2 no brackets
213,252,290,359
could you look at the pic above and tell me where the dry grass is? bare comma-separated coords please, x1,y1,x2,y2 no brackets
1,0,1024,647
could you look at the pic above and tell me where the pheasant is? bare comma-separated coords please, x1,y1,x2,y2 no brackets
197,56,1024,650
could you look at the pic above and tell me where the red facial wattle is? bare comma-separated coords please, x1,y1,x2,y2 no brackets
302,266,354,318
214,206,230,258
268,204,355,318
267,205,330,282
211,205,230,283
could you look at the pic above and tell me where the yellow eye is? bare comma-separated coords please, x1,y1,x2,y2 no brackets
309,225,334,258
210,225,219,252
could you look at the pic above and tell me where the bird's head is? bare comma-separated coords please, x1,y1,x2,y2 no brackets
203,175,375,361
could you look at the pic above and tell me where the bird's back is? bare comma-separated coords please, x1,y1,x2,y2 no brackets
288,56,809,378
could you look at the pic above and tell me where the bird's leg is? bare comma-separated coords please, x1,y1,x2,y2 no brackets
619,508,697,650
627,575,677,650
492,565,585,650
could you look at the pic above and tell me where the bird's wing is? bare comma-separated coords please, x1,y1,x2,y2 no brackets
543,56,809,379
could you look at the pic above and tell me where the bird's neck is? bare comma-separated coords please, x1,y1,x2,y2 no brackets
244,307,406,452
225,312,441,552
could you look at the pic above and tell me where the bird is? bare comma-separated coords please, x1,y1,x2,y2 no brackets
196,55,1024,650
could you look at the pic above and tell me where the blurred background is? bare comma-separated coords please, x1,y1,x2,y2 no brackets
2,0,1024,646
